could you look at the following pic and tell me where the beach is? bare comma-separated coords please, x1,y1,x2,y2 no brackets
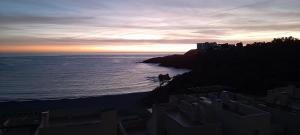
0,91,150,117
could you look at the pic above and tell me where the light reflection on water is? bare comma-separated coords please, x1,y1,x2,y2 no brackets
0,55,189,101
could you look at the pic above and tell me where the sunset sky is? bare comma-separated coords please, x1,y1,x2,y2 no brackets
1,0,300,53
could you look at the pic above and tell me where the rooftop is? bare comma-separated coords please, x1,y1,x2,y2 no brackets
165,111,203,127
222,100,268,117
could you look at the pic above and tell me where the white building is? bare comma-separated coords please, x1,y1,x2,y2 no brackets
266,85,300,105
147,93,271,135
215,99,271,135
260,85,300,135
147,95,222,135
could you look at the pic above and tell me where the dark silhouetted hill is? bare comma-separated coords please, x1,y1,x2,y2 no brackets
144,36,300,102
143,49,198,69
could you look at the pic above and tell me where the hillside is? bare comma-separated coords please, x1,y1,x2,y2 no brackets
144,37,300,101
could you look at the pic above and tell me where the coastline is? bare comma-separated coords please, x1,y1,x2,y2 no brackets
0,51,193,116
4,37,300,119
0,54,190,118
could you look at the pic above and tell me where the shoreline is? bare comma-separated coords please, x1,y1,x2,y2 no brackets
0,54,189,116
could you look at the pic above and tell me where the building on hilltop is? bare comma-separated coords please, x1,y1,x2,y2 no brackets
197,42,218,52
197,42,236,52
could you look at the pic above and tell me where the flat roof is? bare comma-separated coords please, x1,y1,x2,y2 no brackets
222,101,269,117
165,111,202,127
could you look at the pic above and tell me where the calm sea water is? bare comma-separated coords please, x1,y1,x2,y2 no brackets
0,54,188,101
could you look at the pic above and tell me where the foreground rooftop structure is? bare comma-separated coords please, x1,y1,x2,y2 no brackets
147,92,271,135
36,110,117,135
1,86,300,135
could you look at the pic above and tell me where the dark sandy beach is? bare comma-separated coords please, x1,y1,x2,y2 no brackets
0,92,150,117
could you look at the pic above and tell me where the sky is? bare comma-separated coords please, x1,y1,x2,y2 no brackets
0,0,300,53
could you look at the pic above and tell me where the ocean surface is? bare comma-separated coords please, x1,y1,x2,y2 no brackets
0,54,188,101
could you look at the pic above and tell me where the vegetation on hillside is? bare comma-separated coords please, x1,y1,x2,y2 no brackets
144,37,300,102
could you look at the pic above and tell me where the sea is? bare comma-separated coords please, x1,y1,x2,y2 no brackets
0,54,188,102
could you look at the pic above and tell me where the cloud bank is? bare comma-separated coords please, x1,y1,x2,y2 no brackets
0,0,300,52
